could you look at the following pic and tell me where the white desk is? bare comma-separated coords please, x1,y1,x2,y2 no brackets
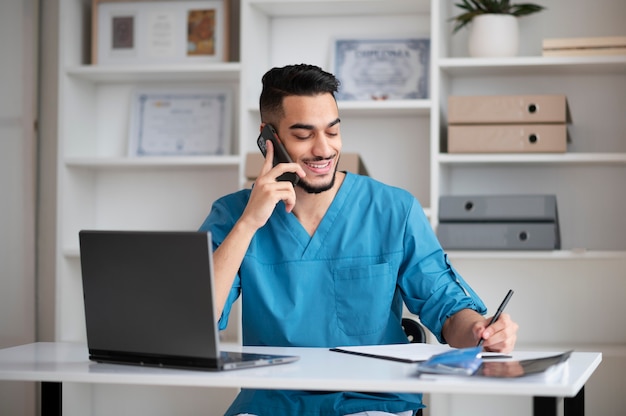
0,343,601,416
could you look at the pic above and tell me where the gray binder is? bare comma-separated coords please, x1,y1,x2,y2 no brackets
439,195,558,222
437,194,560,250
437,223,560,250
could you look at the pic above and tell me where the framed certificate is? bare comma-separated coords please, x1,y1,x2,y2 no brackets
128,87,233,156
93,0,229,65
332,38,430,101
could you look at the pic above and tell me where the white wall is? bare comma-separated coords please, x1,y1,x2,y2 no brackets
0,0,38,415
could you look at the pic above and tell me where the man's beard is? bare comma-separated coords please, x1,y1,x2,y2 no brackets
296,160,338,194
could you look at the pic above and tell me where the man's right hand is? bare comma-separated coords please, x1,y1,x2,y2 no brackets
241,140,305,230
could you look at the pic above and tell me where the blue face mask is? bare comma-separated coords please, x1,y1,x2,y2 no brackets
416,346,483,376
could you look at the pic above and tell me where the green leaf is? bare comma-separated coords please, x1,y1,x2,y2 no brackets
450,0,545,34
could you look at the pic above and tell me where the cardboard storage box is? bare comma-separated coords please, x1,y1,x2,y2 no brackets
447,124,567,153
448,95,569,124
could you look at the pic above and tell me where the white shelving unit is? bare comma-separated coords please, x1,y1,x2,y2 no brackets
433,50,626,251
431,1,626,414
55,0,243,413
54,0,625,414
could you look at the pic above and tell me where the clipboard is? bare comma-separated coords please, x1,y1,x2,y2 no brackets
475,350,573,378
330,343,509,364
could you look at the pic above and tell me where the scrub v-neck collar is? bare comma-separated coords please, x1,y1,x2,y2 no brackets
277,172,356,259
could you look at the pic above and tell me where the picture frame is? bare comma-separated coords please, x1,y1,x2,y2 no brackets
127,86,233,157
331,37,430,101
92,0,229,65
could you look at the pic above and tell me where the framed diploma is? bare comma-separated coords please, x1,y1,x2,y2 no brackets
93,0,228,65
332,38,430,101
128,87,233,156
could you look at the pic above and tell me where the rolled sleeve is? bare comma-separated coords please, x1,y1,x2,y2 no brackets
399,200,487,343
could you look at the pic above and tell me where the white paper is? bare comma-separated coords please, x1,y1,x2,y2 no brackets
333,343,453,362
332,343,510,363
147,10,177,58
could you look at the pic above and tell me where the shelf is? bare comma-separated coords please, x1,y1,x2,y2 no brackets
338,99,431,116
437,153,626,165
65,156,241,169
248,99,431,117
446,250,626,260
248,0,430,17
438,55,626,76
65,62,241,83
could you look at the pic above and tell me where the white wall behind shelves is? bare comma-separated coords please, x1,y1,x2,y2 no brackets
268,14,430,66
340,113,430,204
59,166,238,248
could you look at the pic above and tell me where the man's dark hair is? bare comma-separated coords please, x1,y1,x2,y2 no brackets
259,64,340,124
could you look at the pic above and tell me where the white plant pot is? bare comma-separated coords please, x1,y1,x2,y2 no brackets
468,14,519,58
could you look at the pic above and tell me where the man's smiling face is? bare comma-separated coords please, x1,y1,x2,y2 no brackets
275,93,342,194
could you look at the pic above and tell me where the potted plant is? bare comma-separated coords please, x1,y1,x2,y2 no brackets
451,0,545,57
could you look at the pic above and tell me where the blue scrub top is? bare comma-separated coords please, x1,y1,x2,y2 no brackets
200,172,486,416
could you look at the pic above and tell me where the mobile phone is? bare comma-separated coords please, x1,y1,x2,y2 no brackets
256,124,299,186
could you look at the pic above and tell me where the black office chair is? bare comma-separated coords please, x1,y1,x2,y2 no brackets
402,317,427,344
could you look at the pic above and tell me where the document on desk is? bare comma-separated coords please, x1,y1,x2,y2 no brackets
330,343,509,363
331,344,572,380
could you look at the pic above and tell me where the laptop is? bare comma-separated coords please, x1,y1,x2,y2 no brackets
78,230,299,371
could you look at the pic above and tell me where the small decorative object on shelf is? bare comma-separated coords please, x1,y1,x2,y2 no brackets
542,36,626,57
92,0,229,65
332,37,430,101
450,0,545,58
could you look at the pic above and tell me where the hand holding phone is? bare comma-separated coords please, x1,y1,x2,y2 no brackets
256,124,300,186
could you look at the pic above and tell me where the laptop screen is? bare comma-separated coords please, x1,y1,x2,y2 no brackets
79,230,221,361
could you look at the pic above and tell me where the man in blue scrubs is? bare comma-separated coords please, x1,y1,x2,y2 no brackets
199,64,519,416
